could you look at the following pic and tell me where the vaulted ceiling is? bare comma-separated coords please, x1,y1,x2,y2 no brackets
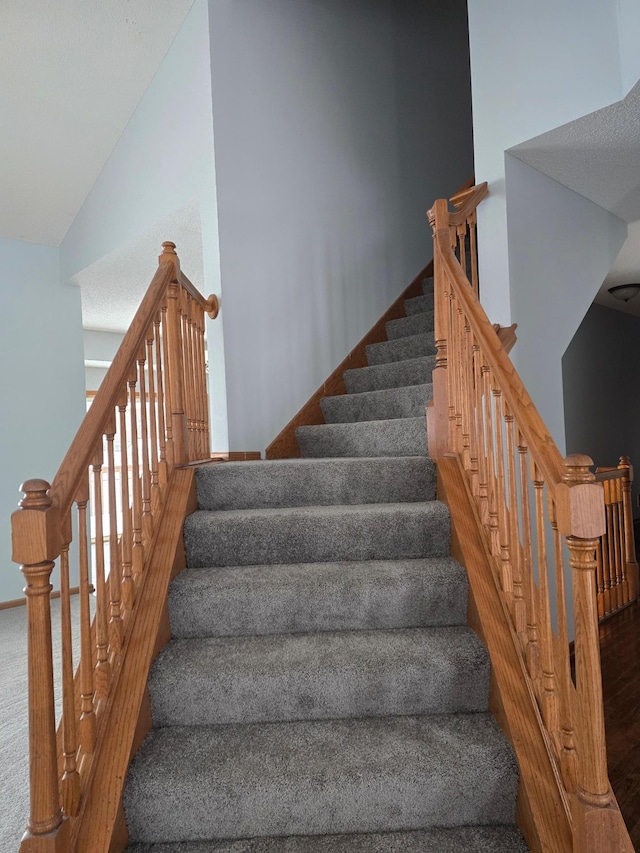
0,0,194,246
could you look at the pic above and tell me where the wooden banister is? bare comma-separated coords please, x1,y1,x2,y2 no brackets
427,184,634,851
11,243,218,853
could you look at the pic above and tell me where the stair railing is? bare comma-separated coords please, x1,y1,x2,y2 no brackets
11,242,218,853
427,187,633,851
595,457,639,620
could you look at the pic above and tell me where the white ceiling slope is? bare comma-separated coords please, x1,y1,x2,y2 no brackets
508,80,640,316
0,0,194,246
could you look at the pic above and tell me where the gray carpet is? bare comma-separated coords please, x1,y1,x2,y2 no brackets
124,276,529,851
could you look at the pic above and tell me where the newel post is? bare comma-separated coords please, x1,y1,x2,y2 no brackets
426,199,451,460
11,480,70,852
556,455,629,851
160,241,188,467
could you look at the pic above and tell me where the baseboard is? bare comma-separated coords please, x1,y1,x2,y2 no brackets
210,452,262,462
266,260,433,460
0,587,80,611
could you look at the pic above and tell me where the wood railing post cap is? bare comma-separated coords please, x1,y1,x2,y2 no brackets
12,479,61,565
562,454,595,484
206,294,220,320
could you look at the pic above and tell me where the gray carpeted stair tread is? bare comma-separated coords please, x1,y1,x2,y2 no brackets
422,276,434,295
184,501,450,568
168,557,469,638
148,626,490,727
126,825,530,853
386,311,434,340
366,333,436,366
320,384,432,423
124,714,519,842
404,294,433,316
195,457,436,511
296,417,428,458
343,356,436,394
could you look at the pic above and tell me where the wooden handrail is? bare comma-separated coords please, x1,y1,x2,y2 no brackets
11,242,218,853
427,185,634,851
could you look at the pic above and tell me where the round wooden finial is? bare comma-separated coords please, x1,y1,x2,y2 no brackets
619,455,631,468
206,294,220,320
562,454,595,484
161,241,177,255
19,479,52,509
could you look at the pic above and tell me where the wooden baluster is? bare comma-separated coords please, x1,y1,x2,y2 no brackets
492,383,514,609
452,301,464,451
605,481,617,613
91,445,111,703
595,537,606,620
117,388,134,613
549,498,578,794
195,305,207,459
154,311,168,486
145,325,162,512
611,478,624,610
137,344,153,544
600,480,613,618
182,290,196,459
199,305,211,455
105,413,124,653
12,480,70,852
446,289,457,450
457,222,467,280
517,432,540,683
532,460,560,739
464,324,479,498
482,365,500,559
75,477,96,754
472,338,490,528
160,300,176,472
468,209,479,297
426,208,452,460
504,402,526,637
162,243,188,466
128,366,144,583
558,456,617,850
458,310,473,476
619,456,639,603
58,510,80,816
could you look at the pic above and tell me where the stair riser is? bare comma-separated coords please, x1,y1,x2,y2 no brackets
296,417,428,458
196,458,436,511
124,715,519,842
404,294,433,316
386,312,434,340
184,503,450,568
366,334,436,366
321,384,432,423
343,356,436,394
169,559,469,639
149,629,490,726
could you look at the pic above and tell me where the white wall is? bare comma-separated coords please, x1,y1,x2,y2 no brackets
563,303,640,512
0,238,85,602
618,0,640,95
467,0,624,326
505,157,627,452
61,0,229,451
209,0,474,451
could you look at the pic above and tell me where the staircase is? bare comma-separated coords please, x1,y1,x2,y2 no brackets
123,277,529,851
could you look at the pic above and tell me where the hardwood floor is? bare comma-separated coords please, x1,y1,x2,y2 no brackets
601,601,640,850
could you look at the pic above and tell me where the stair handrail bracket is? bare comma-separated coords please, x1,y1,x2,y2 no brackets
11,242,218,853
427,185,633,852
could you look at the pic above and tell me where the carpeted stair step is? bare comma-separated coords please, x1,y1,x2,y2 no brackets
296,416,427,458
124,714,518,842
320,384,432,423
126,825,530,853
168,557,469,639
366,333,435,366
404,294,433,316
184,501,449,568
195,457,436,511
148,626,490,727
386,311,434,340
343,355,436,393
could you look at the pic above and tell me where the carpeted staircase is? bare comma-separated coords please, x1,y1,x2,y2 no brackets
124,277,529,852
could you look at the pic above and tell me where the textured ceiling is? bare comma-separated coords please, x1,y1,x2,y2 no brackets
0,0,194,246
509,81,640,317
74,200,205,332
